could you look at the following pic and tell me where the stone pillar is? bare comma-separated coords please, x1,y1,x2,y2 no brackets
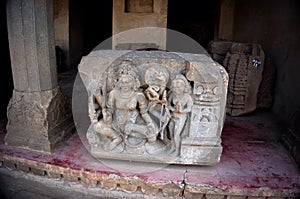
5,0,74,153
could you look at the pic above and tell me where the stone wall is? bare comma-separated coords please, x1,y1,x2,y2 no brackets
112,0,168,49
230,0,300,123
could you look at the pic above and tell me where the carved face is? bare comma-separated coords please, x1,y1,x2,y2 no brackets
172,79,185,95
118,75,134,91
194,82,220,102
145,66,169,90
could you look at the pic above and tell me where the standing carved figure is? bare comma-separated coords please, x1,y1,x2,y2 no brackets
144,65,170,140
168,74,193,156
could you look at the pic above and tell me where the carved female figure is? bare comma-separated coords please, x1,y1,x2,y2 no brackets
168,74,193,156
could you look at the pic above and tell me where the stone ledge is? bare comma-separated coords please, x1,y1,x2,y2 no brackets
0,155,182,197
0,111,299,198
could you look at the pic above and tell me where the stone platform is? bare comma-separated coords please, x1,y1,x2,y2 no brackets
0,110,299,198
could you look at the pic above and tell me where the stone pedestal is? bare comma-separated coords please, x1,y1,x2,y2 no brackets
5,87,73,153
5,0,74,153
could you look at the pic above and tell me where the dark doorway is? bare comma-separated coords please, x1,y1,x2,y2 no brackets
82,0,113,55
0,0,13,119
167,0,218,49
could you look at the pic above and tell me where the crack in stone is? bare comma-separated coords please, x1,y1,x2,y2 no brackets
180,166,188,198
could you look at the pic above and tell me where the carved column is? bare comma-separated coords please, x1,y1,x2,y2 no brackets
5,0,73,153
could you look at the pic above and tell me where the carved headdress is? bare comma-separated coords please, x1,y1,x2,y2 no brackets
116,60,141,90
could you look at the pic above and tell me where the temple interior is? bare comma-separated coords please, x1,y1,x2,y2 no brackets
0,0,299,198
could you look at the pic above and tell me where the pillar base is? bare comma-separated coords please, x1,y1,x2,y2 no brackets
5,87,74,153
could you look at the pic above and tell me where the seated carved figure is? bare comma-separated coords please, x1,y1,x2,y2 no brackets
91,60,158,151
92,111,122,151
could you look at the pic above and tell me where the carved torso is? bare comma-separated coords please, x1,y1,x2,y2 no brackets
108,90,147,126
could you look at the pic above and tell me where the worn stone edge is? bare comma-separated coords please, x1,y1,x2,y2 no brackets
0,153,298,198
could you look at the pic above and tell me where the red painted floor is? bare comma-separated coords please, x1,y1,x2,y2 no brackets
0,110,299,196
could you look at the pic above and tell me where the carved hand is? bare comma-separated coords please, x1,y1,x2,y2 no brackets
146,86,159,101
89,111,99,124
175,103,182,113
103,110,112,124
161,90,167,105
147,122,156,133
167,105,175,112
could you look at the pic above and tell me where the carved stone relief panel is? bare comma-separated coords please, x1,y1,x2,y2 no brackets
78,50,228,165
222,43,265,116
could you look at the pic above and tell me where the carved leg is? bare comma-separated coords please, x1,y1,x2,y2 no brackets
124,123,148,137
173,117,186,156
107,133,122,151
94,121,122,151
124,123,158,143
168,120,175,153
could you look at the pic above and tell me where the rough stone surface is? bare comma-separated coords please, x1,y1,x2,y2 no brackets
207,41,275,115
6,0,58,92
5,0,74,153
207,40,234,64
256,57,275,109
223,43,265,116
112,0,168,49
77,50,228,165
5,87,74,153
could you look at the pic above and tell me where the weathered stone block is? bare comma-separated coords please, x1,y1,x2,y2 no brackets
17,163,31,173
101,181,118,190
120,183,138,193
161,183,183,197
228,195,246,199
184,192,205,199
224,43,265,116
208,41,275,115
31,168,47,176
141,187,160,195
47,171,62,179
3,159,18,170
5,87,74,153
76,50,228,165
205,194,226,199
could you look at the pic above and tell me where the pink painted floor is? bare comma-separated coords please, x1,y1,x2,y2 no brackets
0,110,299,196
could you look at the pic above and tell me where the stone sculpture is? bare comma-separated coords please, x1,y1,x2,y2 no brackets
78,50,228,165
208,41,274,116
223,43,265,116
168,74,193,156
